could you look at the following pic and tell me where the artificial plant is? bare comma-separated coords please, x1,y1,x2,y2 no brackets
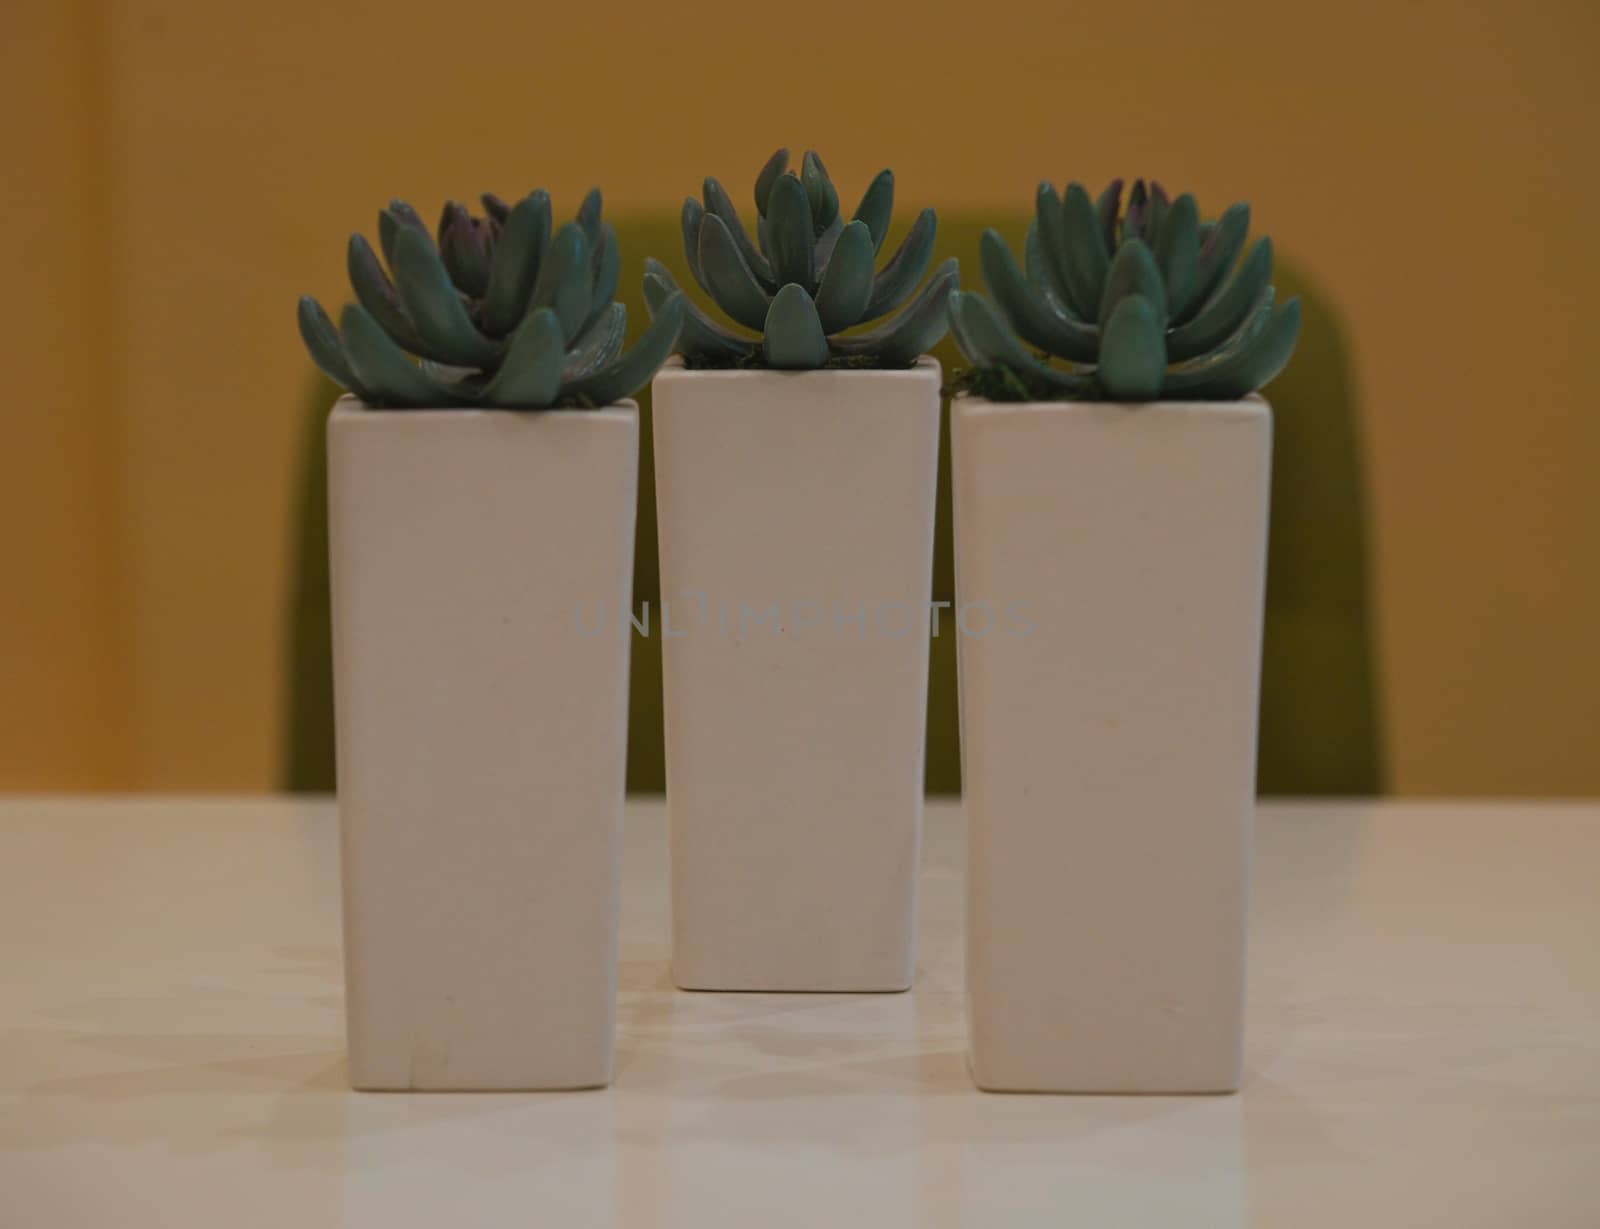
647,149,958,369
949,178,1299,400
298,188,684,408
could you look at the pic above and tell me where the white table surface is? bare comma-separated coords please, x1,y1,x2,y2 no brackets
1,798,1596,1227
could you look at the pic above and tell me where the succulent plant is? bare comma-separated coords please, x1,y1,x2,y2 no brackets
949,178,1299,401
644,149,958,370
298,188,684,409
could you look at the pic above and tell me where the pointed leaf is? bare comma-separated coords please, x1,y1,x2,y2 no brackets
563,302,627,381
377,199,427,270
754,148,790,215
1060,182,1111,320
339,303,457,407
568,293,685,405
813,214,844,269
1097,294,1166,400
813,220,875,333
1182,201,1251,323
480,193,511,223
865,207,936,318
296,297,370,399
681,197,711,292
1167,237,1272,361
1147,182,1170,246
698,212,773,331
1033,183,1082,319
1164,297,1300,399
584,221,620,332
1097,238,1166,330
979,229,1098,362
1155,192,1201,320
830,258,958,366
439,206,492,298
481,189,551,337
948,291,1095,397
765,173,815,292
391,225,499,367
576,187,604,248
703,176,776,289
801,150,839,231
347,233,424,353
852,169,895,253
482,306,564,407
643,259,755,361
1094,178,1124,253
1123,179,1150,244
528,221,592,344
762,282,830,369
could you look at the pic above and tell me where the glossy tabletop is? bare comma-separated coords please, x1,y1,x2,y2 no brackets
1,798,1596,1227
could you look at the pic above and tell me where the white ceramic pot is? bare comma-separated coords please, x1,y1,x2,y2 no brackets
652,358,942,991
328,396,638,1090
953,395,1272,1093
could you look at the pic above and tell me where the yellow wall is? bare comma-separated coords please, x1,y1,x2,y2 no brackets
3,0,1597,793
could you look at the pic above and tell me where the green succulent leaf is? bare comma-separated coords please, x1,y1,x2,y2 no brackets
576,188,603,248
764,173,815,293
346,233,425,353
482,306,565,407
1147,182,1170,246
1033,183,1082,320
813,220,875,334
569,292,686,406
762,282,830,369
698,212,774,331
864,207,936,319
643,259,755,361
480,189,550,337
339,303,457,407
296,297,371,399
1167,236,1272,362
754,147,790,215
391,225,499,368
813,214,845,270
563,302,628,382
979,229,1098,362
585,222,621,332
801,151,839,232
1097,294,1166,400
1022,218,1072,318
1155,192,1201,320
1163,297,1300,399
1094,178,1124,253
528,221,592,345
439,204,492,298
377,199,428,270
852,169,895,254
681,197,711,292
1183,201,1250,323
1123,179,1150,244
831,258,958,366
1097,238,1166,331
1060,183,1112,321
948,290,1096,397
703,176,776,289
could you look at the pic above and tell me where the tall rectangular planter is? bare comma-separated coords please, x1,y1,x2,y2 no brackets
954,396,1272,1093
328,397,638,1090
652,358,942,992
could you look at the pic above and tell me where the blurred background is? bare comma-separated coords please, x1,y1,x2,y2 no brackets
3,0,1596,796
